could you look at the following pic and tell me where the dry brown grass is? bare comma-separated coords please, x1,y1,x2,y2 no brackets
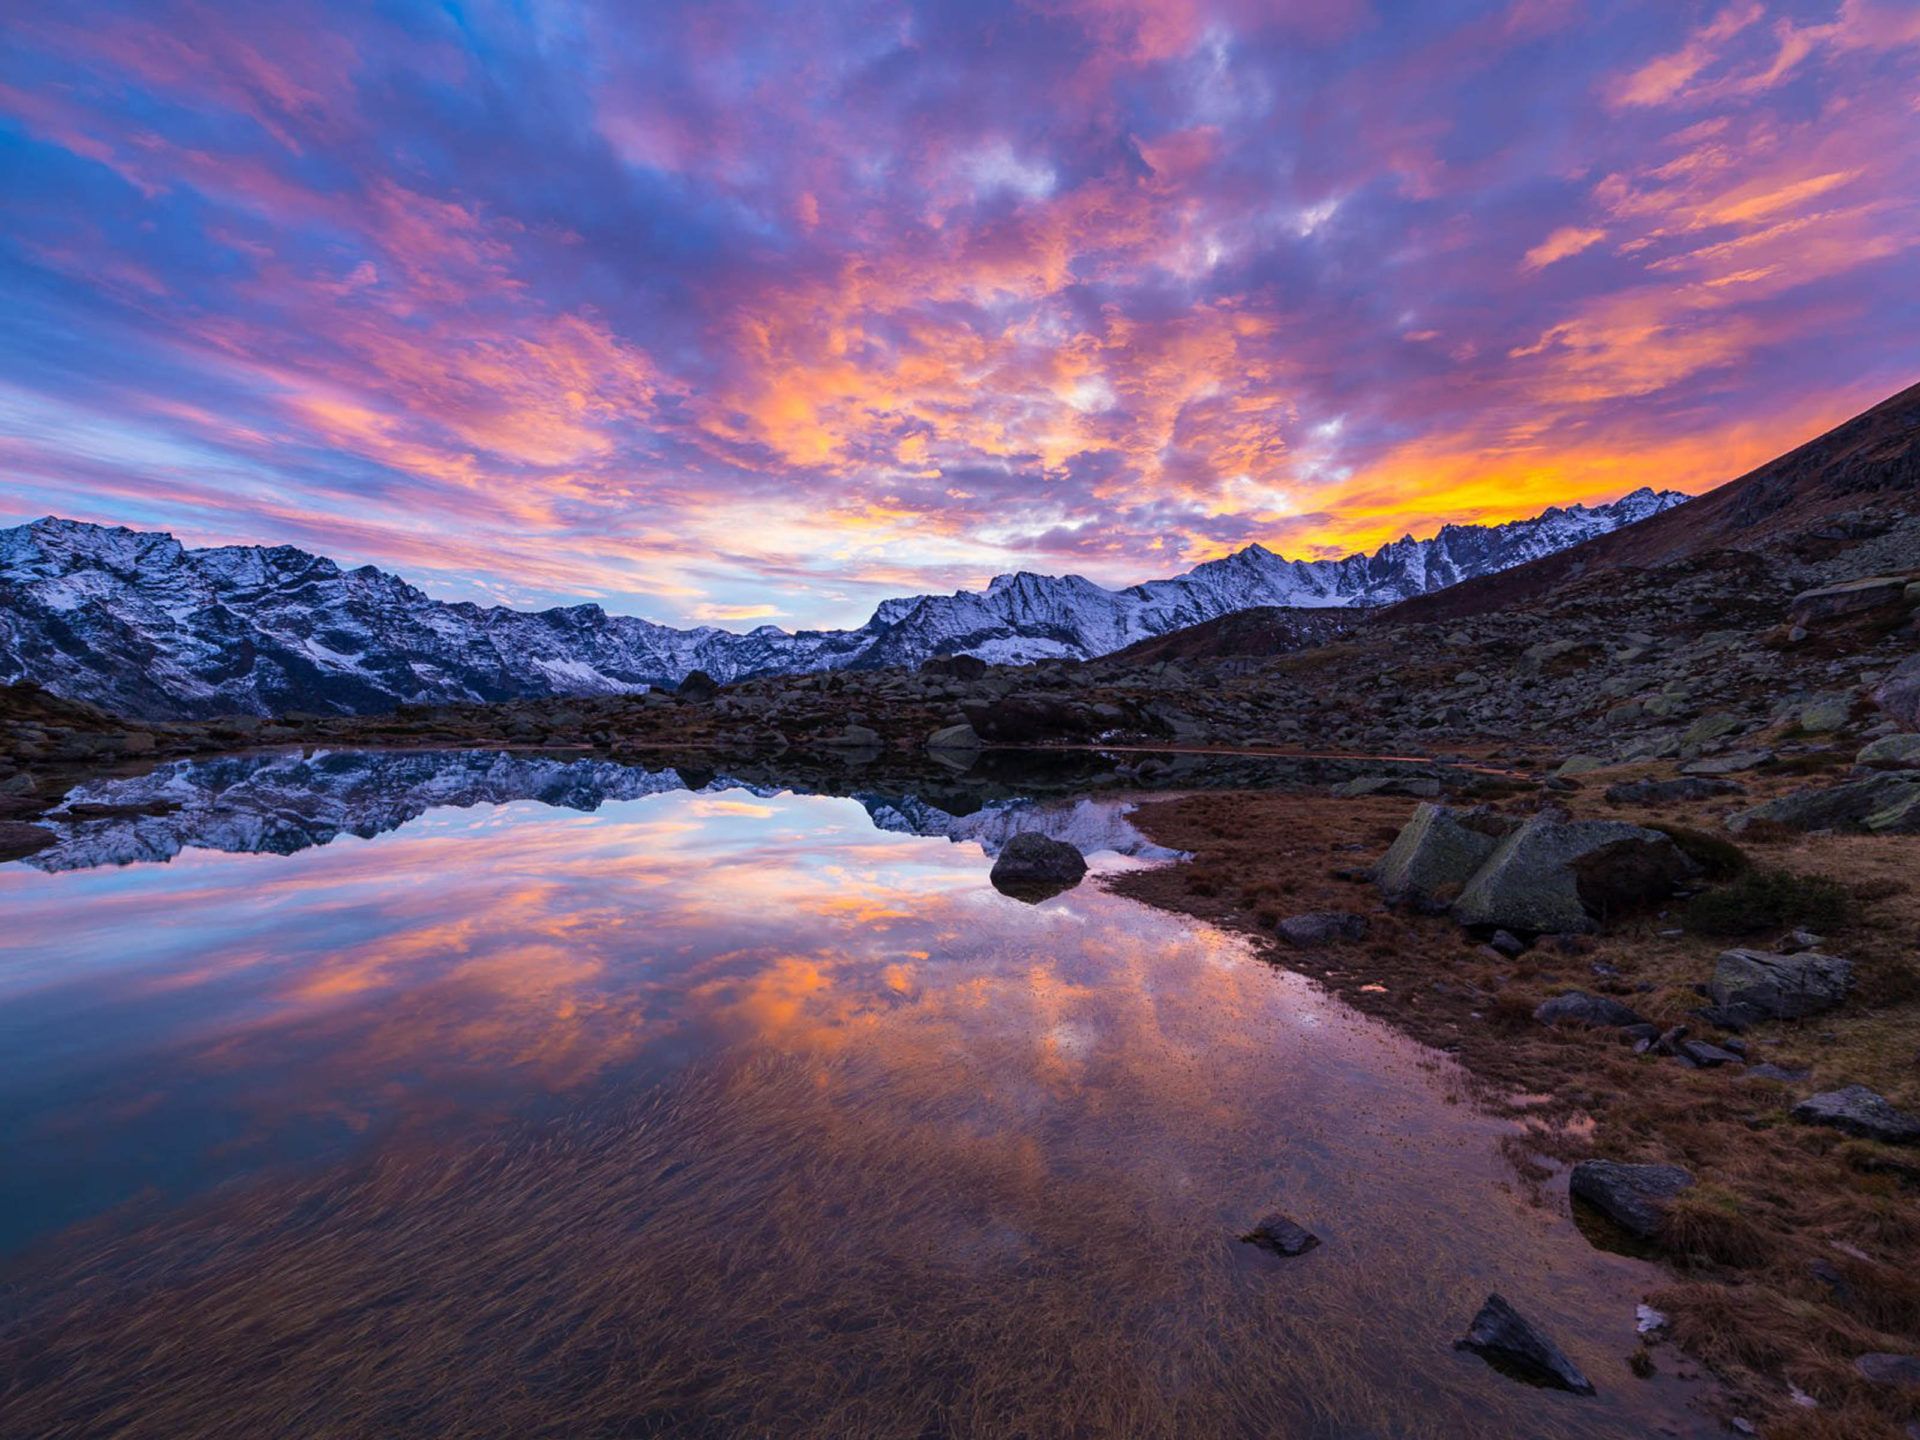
1115,779,1920,1435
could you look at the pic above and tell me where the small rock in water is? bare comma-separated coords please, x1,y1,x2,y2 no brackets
1455,1293,1596,1395
988,832,1088,901
1569,1159,1694,1240
1240,1212,1321,1257
1792,1086,1920,1145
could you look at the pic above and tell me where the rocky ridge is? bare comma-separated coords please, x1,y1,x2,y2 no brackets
0,491,1683,718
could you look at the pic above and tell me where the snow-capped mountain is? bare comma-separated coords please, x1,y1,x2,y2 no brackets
0,489,1685,718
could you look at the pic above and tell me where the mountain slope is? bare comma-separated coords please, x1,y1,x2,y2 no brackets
1384,379,1920,626
0,488,1683,718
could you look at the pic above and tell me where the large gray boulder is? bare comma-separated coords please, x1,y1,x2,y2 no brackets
1708,948,1853,1023
1455,1294,1595,1395
1792,1086,1920,1145
1858,734,1920,768
1789,574,1917,627
1728,773,1920,834
1369,803,1511,910
1876,653,1920,731
1451,815,1694,934
1569,1159,1695,1239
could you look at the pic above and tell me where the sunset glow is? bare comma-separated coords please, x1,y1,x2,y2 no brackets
3,1,1917,626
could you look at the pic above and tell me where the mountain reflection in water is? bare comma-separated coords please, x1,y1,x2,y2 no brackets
25,748,1183,872
0,753,1708,1439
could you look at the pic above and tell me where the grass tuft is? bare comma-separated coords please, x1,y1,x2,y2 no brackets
1683,868,1853,938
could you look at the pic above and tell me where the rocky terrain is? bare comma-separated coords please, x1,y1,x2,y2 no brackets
0,489,1682,718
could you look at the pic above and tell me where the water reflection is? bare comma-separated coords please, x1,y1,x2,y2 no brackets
0,758,1706,1438
25,748,1181,872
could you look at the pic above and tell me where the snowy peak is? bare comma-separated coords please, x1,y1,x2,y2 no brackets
0,490,1687,718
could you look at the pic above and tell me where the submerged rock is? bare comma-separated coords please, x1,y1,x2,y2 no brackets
1451,815,1693,934
1455,1293,1595,1396
1792,1086,1920,1145
1708,948,1853,1024
1241,1213,1321,1257
989,832,1088,900
1533,991,1645,1029
1569,1159,1694,1240
1275,911,1369,948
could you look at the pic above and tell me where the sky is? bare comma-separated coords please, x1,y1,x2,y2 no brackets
1,1,1917,630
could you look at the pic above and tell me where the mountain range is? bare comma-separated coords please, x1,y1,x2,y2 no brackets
0,489,1685,719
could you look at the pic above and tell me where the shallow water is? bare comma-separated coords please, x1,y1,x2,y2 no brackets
0,751,1708,1438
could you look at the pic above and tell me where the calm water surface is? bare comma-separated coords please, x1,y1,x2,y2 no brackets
0,751,1708,1439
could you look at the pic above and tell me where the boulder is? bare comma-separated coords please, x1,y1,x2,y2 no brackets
1876,653,1920,731
961,695,1099,743
1451,815,1695,934
1276,911,1370,947
1858,734,1920,768
1866,786,1920,834
1533,991,1646,1029
1680,713,1744,751
824,724,884,749
1555,755,1608,776
1604,777,1744,804
1728,773,1920,834
925,723,983,752
1792,1086,1920,1145
1240,1213,1321,1257
675,669,720,702
1683,751,1772,776
1569,1159,1695,1239
1797,696,1853,734
1455,1294,1595,1396
989,832,1088,898
1789,574,1917,628
1676,1039,1743,1068
1708,949,1853,1023
1855,1353,1920,1387
1369,803,1511,910
919,653,988,681
1333,774,1442,799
